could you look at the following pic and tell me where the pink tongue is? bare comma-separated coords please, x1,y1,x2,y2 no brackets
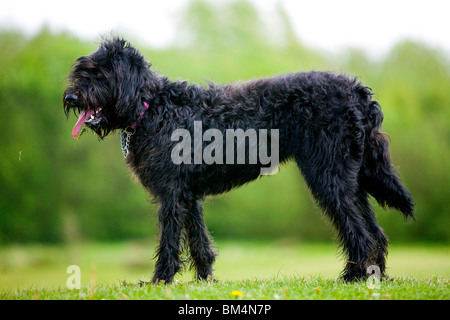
72,109,94,139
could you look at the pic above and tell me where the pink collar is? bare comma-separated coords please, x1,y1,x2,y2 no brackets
130,101,149,131
120,102,149,158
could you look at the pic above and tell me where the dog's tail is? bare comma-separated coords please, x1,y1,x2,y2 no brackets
356,84,415,220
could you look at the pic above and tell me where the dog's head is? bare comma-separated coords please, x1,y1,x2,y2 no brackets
63,38,156,139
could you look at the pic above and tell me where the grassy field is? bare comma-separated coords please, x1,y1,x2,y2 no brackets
0,240,448,299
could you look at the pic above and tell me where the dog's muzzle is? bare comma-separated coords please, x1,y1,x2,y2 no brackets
64,94,78,106
65,93,104,139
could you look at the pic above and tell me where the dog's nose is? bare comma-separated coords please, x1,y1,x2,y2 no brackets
64,94,78,105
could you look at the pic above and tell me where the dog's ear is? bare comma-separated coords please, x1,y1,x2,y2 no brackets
111,44,156,124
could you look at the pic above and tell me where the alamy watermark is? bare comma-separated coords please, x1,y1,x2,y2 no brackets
66,265,81,289
170,121,279,175
366,264,381,289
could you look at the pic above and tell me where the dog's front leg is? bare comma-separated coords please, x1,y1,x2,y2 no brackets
185,200,217,280
152,196,185,284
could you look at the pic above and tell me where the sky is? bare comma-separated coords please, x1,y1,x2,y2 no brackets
0,0,449,57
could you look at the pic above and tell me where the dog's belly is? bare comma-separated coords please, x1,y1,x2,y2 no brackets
128,153,261,199
189,163,262,197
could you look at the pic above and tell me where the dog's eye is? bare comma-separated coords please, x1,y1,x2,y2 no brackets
95,72,105,80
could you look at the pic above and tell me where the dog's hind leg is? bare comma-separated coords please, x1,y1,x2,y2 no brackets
355,188,389,277
184,200,217,280
295,129,377,282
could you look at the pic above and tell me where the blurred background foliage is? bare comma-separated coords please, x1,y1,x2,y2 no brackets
0,0,449,244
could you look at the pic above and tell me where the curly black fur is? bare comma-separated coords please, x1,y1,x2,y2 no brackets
63,38,414,283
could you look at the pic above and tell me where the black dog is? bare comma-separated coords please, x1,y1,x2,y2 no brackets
64,38,414,283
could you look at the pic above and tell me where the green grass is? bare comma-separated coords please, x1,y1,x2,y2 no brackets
2,276,448,300
0,240,448,299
